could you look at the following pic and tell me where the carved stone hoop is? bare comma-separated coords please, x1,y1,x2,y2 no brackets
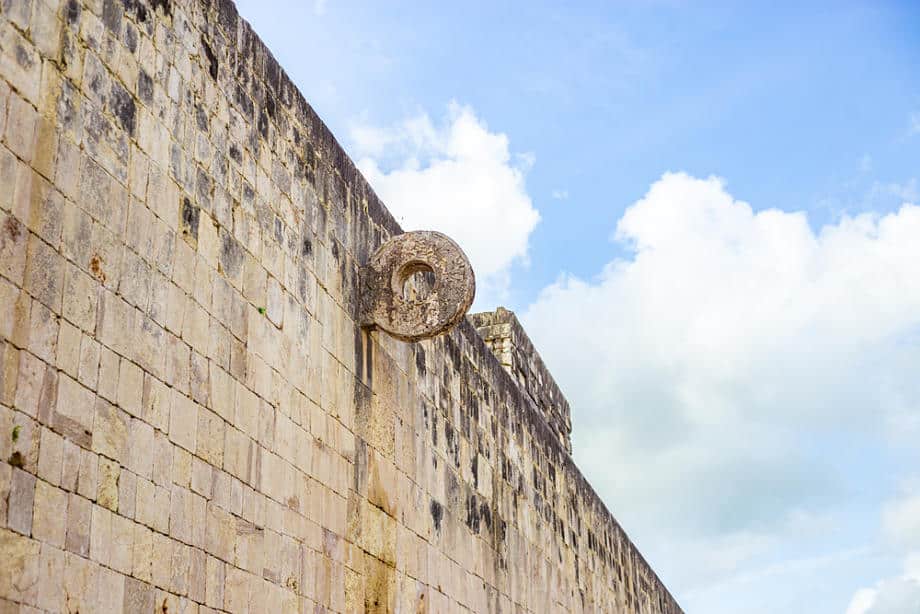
360,231,476,342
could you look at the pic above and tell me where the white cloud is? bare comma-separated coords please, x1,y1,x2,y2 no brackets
847,588,880,614
910,113,920,136
551,189,569,200
850,487,920,613
522,172,920,592
846,554,920,614
351,103,540,308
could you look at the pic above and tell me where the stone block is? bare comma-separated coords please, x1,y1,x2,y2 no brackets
55,319,80,377
3,93,37,163
62,263,98,333
169,389,198,452
7,467,36,535
53,374,94,447
110,512,134,574
124,576,156,613
32,479,66,547
0,528,41,604
65,492,91,557
63,551,99,613
77,334,100,391
27,298,57,363
92,397,128,462
116,358,143,418
196,407,224,467
126,417,154,478
96,345,120,403
96,456,119,511
96,566,125,614
75,447,98,500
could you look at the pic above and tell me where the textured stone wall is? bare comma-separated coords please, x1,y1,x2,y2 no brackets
0,0,681,611
470,308,573,454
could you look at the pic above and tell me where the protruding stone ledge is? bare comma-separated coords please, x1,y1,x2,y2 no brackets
360,231,476,342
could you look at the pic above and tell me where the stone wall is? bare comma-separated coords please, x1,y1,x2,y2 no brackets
0,0,682,611
470,308,573,454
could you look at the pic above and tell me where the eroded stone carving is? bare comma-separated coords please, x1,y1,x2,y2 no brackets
361,231,476,342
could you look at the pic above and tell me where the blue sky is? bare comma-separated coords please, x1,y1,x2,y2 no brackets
236,1,920,612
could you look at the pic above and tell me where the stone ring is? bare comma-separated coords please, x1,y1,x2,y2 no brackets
360,231,476,342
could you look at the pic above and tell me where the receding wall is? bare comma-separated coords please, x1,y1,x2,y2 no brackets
0,0,681,611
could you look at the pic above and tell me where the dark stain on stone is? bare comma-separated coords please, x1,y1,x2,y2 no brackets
102,0,123,34
219,232,243,278
445,422,459,466
124,23,138,53
150,0,172,18
496,518,507,543
296,268,308,304
415,346,426,376
430,499,443,532
137,70,153,103
195,104,208,132
180,197,200,240
109,82,136,135
89,255,106,283
15,46,32,69
3,216,22,243
265,56,280,93
8,451,24,468
217,0,238,35
479,502,492,530
133,0,148,23
257,109,269,139
353,438,367,493
201,36,219,81
196,167,213,205
365,332,373,388
228,144,241,164
354,328,364,385
234,84,253,118
445,470,460,513
65,0,81,25
301,236,312,257
466,494,480,533
302,143,316,185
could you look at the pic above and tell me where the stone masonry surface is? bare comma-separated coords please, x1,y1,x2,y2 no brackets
470,308,573,455
0,0,683,611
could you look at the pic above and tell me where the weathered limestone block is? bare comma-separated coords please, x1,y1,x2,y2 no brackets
0,529,41,604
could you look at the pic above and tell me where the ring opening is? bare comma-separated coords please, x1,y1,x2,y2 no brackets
397,261,437,301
